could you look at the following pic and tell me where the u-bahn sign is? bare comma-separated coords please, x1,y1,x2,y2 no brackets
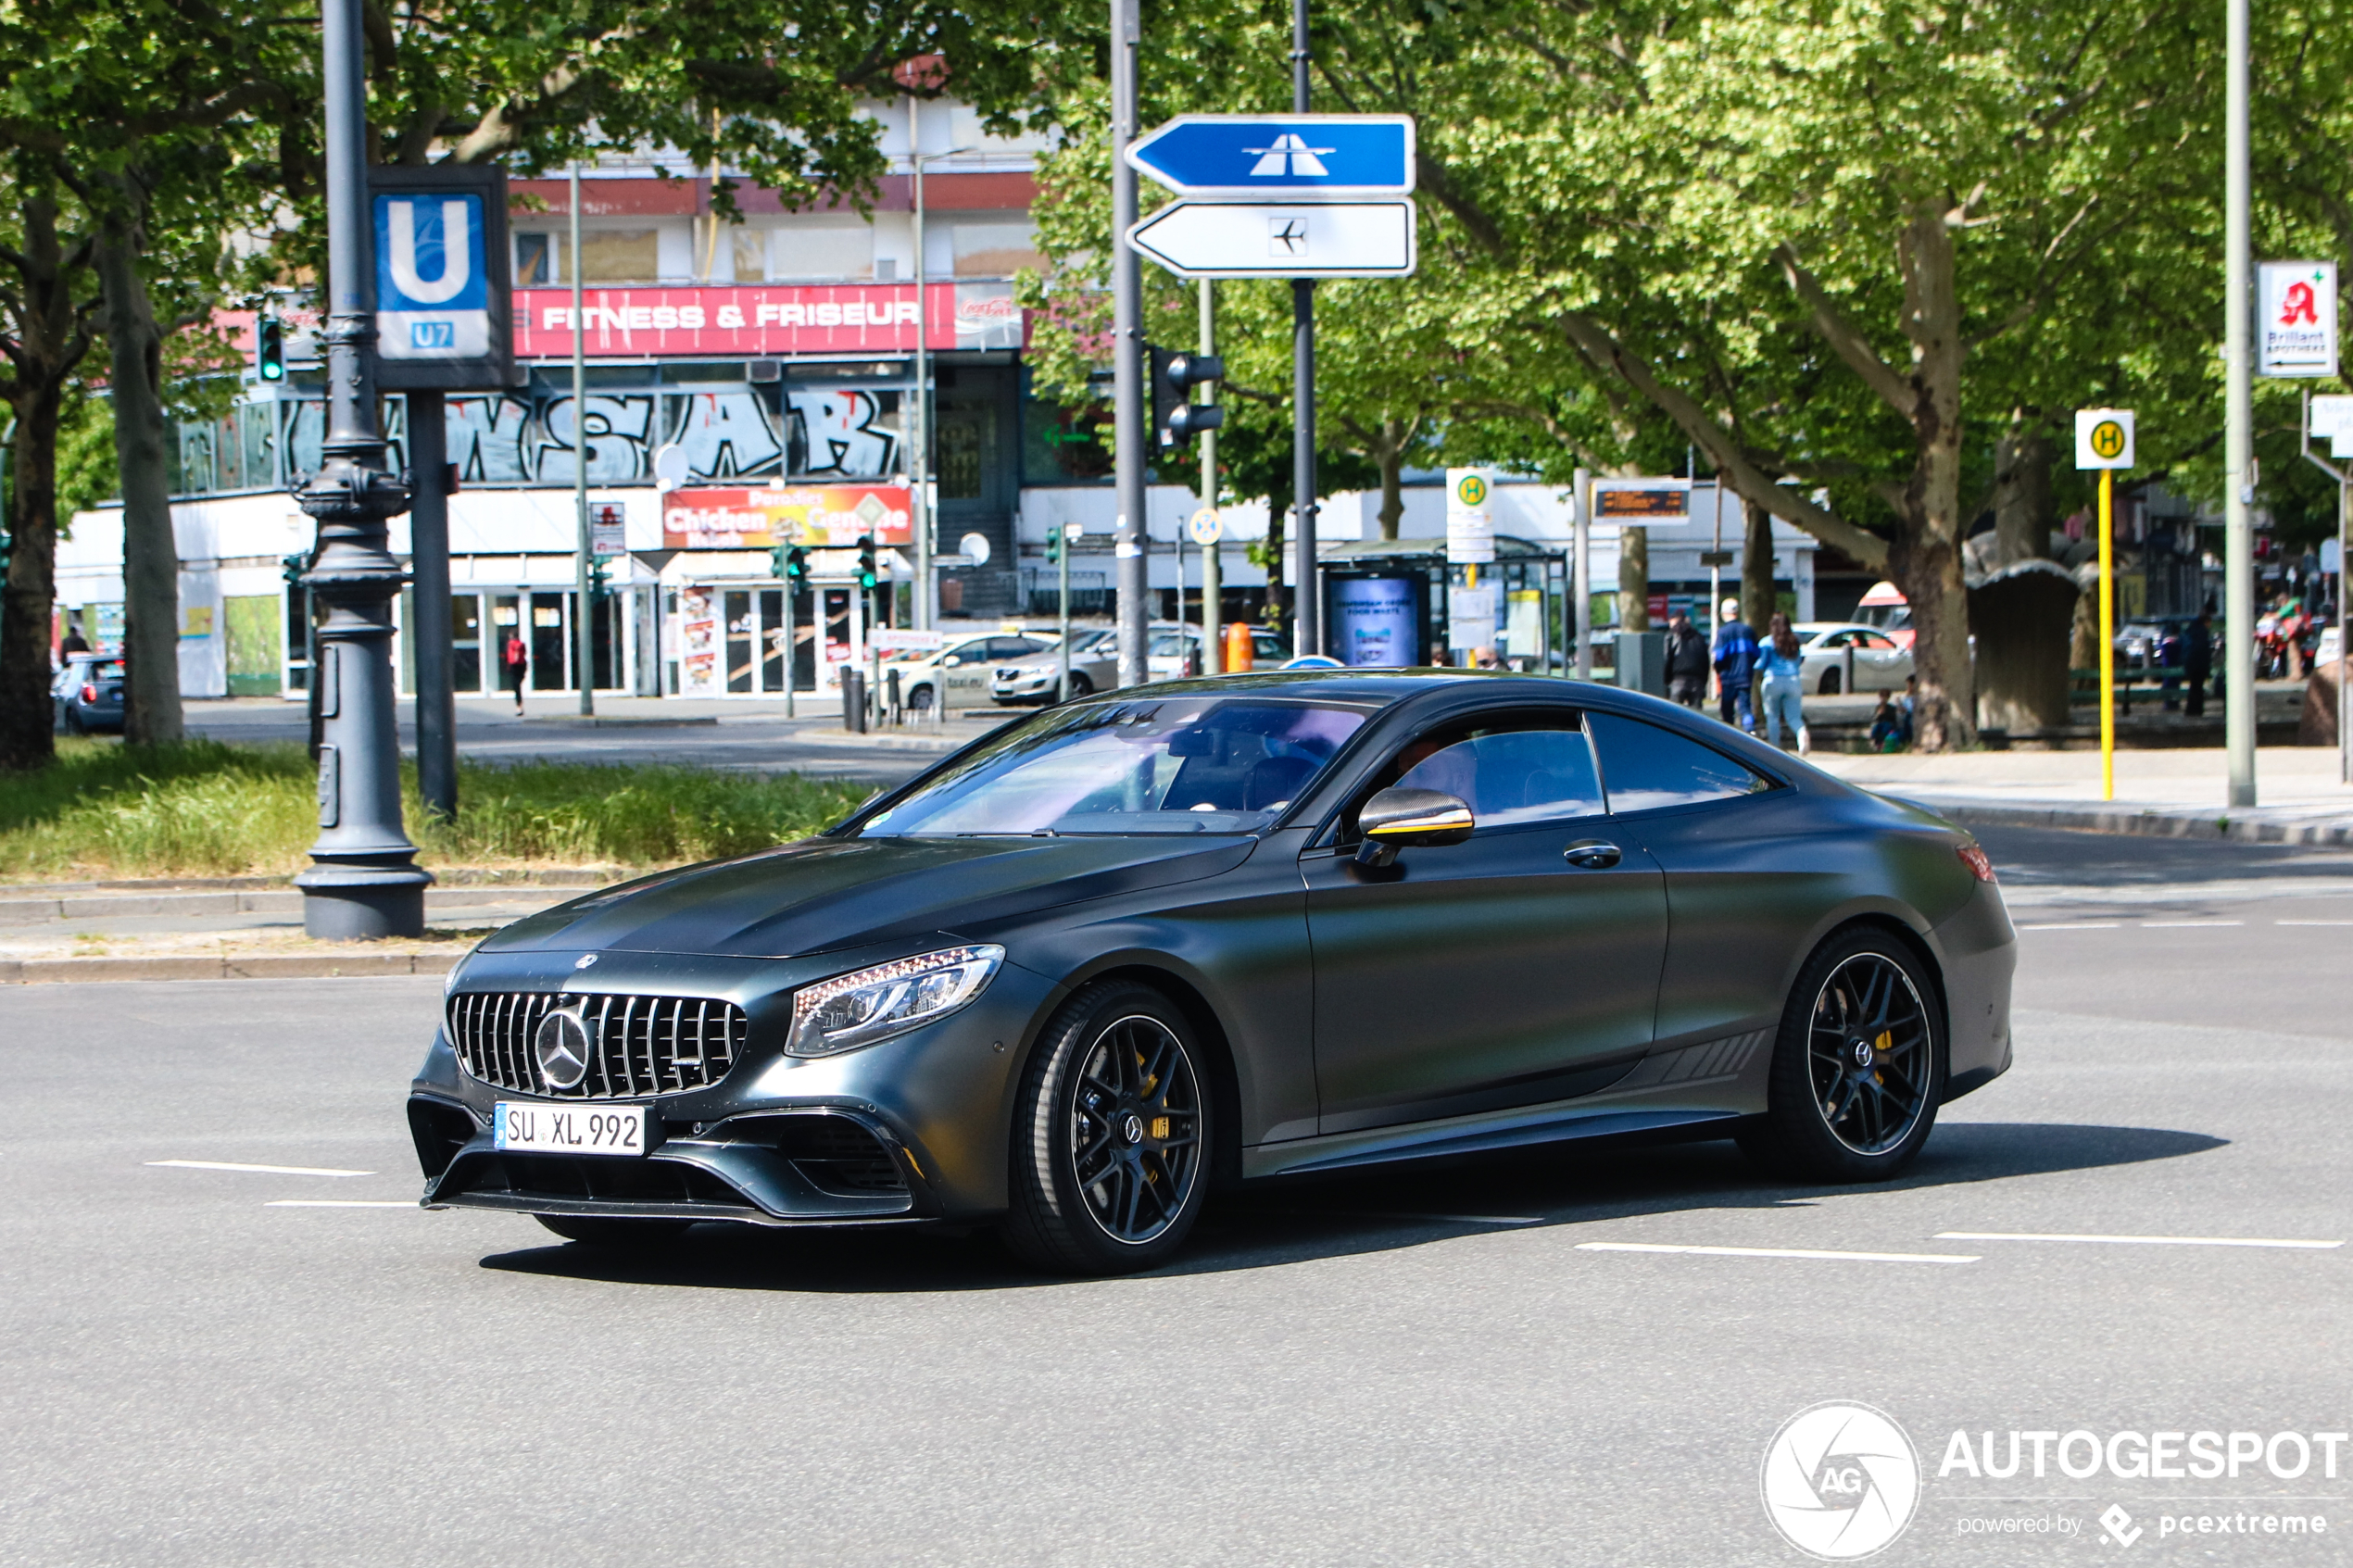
368,164,516,391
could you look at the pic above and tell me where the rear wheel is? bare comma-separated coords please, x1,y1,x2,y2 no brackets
1002,980,1210,1274
1738,929,1944,1182
534,1214,693,1248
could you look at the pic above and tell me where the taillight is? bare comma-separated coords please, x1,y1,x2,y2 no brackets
80,684,96,704
1957,843,1996,884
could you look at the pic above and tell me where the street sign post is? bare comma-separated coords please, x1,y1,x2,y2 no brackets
2076,408,2136,801
1126,114,1416,194
1128,199,1416,278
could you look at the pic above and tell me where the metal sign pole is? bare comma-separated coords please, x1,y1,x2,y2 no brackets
910,91,933,632
409,391,456,819
2224,0,2256,805
1290,0,1320,659
2099,468,2116,801
570,163,593,716
1111,0,1147,688
1059,531,1073,702
1200,281,1223,674
293,0,426,938
1572,467,1592,679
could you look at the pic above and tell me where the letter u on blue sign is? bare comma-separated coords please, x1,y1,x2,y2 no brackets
375,194,488,312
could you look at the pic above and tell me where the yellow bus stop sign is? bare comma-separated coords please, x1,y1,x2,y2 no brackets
2074,408,2135,470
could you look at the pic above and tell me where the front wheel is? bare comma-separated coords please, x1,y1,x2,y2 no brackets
908,684,936,713
1738,929,1944,1182
1818,668,1842,696
1002,980,1211,1274
1064,672,1094,699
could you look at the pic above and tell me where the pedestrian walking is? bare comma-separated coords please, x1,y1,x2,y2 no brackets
1712,598,1758,732
59,627,90,658
1759,612,1809,753
2184,605,2212,719
502,627,530,715
1665,614,1710,709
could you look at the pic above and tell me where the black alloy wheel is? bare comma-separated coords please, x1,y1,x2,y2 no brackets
1739,929,1944,1182
1004,980,1210,1273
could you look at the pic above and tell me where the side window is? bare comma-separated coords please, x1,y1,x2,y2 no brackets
1386,718,1604,829
985,638,1033,659
1588,712,1772,813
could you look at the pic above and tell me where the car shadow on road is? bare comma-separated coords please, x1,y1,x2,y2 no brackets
474,1120,2225,1294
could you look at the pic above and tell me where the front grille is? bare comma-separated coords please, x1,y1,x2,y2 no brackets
447,991,748,1098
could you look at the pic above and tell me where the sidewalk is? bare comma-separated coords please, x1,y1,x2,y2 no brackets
1809,745,2353,845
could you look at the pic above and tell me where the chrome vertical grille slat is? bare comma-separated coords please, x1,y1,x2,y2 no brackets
446,991,746,1098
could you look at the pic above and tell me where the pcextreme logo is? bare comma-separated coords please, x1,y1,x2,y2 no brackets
1762,1402,1923,1560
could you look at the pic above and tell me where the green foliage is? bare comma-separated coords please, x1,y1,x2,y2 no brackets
0,740,868,880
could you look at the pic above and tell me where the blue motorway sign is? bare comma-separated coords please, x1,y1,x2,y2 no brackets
1126,114,1416,195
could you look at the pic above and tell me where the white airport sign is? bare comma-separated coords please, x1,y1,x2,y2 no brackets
1127,198,1416,279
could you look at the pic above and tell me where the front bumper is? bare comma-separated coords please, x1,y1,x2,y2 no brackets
412,940,1063,1225
411,1095,942,1226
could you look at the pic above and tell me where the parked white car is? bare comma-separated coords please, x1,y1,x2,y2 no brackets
1795,622,1913,695
886,631,1056,712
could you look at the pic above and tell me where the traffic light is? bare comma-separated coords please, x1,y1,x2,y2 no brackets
257,316,285,383
589,554,614,603
282,550,308,586
1045,525,1063,565
770,544,789,580
1150,345,1226,447
855,534,878,590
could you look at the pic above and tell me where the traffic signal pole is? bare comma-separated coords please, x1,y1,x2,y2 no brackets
1290,0,1320,659
1111,0,1148,688
571,163,594,717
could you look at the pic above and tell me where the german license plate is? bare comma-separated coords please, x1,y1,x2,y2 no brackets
494,1101,647,1157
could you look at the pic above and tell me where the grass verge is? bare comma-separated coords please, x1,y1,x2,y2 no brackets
0,739,873,882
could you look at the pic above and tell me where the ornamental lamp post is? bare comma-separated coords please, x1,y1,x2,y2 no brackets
291,0,430,938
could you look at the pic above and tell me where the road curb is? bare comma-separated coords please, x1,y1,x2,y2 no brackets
1896,797,2353,847
0,884,591,926
0,951,462,985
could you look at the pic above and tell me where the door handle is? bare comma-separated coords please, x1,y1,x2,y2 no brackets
1563,840,1621,870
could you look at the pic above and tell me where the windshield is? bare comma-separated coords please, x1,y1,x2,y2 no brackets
856,696,1372,837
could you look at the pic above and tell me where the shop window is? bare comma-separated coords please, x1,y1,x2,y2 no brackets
1020,383,1113,485
952,220,1045,278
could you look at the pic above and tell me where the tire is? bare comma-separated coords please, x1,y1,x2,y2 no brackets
1002,980,1211,1275
1818,668,1843,696
1738,928,1944,1183
534,1214,694,1248
1066,673,1094,698
909,684,936,713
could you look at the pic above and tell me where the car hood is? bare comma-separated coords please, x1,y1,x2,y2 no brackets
482,833,1259,959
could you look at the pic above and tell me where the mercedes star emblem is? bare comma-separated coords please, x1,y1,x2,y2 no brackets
535,1007,594,1090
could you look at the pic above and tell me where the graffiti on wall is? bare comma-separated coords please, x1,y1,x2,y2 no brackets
250,383,906,498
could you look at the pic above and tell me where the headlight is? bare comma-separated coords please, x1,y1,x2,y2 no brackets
786,945,1004,1057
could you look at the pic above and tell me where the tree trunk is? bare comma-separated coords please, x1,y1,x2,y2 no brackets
1992,423,2054,568
93,194,184,747
0,192,90,771
1377,418,1405,541
1617,525,1650,631
1891,205,1974,749
1742,498,1775,629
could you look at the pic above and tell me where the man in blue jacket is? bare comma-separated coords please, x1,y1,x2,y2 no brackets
1712,597,1758,732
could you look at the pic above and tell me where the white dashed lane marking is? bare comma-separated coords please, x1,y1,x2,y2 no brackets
148,1160,373,1178
1936,1231,2343,1250
1576,1242,1978,1265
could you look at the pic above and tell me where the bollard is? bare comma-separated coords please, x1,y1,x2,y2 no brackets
1225,621,1254,672
841,669,868,733
887,667,902,727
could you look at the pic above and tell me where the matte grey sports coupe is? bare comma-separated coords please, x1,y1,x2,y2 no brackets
409,671,2015,1274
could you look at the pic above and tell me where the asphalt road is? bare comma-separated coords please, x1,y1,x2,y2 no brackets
3,824,2349,1565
